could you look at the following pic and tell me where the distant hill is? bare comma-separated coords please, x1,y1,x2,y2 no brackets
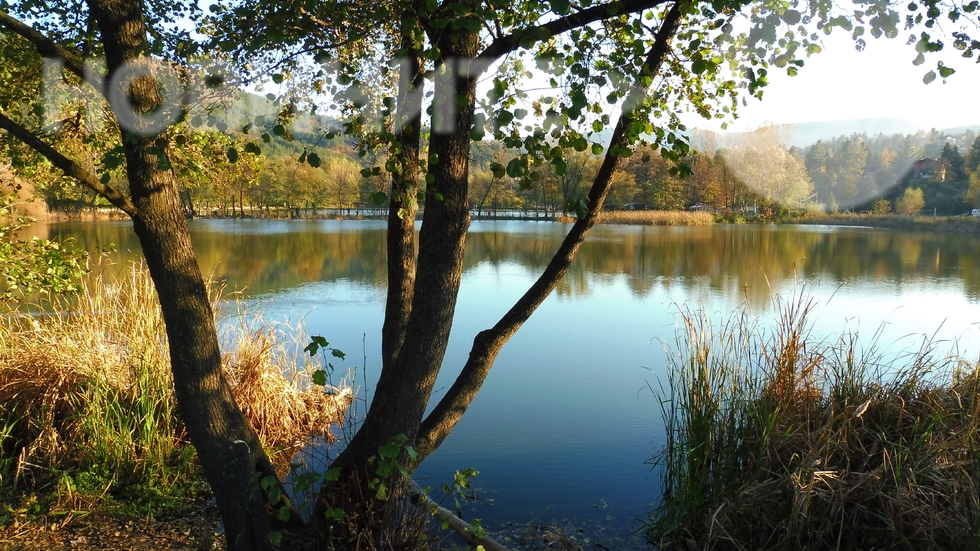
693,118,980,150
787,118,920,147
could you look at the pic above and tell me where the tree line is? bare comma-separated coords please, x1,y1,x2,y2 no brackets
14,114,980,219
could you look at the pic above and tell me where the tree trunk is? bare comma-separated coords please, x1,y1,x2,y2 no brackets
86,1,294,548
313,20,480,546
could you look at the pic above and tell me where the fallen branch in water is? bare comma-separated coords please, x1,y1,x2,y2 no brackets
407,479,514,551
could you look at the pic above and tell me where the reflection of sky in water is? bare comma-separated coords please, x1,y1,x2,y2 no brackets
32,219,980,535
243,245,980,535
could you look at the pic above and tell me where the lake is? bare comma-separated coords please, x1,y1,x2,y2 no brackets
24,219,980,542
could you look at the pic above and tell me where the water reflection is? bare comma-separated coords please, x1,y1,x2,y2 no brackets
40,220,980,305
29,219,980,534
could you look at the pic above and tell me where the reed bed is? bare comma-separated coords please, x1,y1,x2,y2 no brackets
596,210,715,226
0,261,349,506
649,292,980,550
794,213,980,234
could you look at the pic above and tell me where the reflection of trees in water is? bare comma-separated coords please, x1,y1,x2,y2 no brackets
43,221,980,303
464,225,980,304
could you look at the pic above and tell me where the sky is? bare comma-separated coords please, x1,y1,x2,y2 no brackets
696,29,980,134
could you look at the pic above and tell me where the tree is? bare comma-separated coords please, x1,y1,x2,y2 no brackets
720,126,813,207
896,186,925,215
870,197,892,215
0,6,298,551
3,0,978,548
941,142,966,181
966,172,980,207
966,135,980,174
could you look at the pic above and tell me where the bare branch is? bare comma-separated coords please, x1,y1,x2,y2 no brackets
416,0,688,459
0,113,136,216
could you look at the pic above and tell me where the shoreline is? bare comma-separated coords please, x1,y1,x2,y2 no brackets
25,209,980,234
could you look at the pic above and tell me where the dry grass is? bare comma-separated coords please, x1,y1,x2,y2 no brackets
0,261,349,499
596,210,715,226
649,290,980,550
221,323,353,460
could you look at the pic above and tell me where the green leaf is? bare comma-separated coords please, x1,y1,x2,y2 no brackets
100,173,111,185
273,124,285,136
331,348,346,360
272,73,284,84
277,506,292,522
323,507,344,520
267,531,282,546
506,158,524,178
371,191,388,206
226,147,239,164
312,370,327,386
323,468,341,482
923,70,937,83
481,162,501,180
304,335,328,356
554,159,567,176
692,59,707,74
591,143,604,155
938,65,955,78
308,152,321,167
549,0,570,14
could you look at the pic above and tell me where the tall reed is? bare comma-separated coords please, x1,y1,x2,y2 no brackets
649,292,980,550
0,261,350,508
597,210,715,226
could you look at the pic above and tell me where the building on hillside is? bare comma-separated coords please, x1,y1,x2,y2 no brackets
911,158,946,181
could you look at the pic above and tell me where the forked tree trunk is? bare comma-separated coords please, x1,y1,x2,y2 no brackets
312,21,481,546
312,3,688,545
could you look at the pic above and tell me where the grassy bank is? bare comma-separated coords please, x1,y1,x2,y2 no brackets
0,262,349,521
648,293,980,550
791,212,980,233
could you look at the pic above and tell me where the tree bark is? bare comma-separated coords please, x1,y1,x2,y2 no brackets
381,17,424,368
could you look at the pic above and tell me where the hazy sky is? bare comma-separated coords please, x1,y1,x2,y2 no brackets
692,29,980,133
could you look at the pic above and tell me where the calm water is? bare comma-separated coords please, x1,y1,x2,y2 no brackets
24,219,980,538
